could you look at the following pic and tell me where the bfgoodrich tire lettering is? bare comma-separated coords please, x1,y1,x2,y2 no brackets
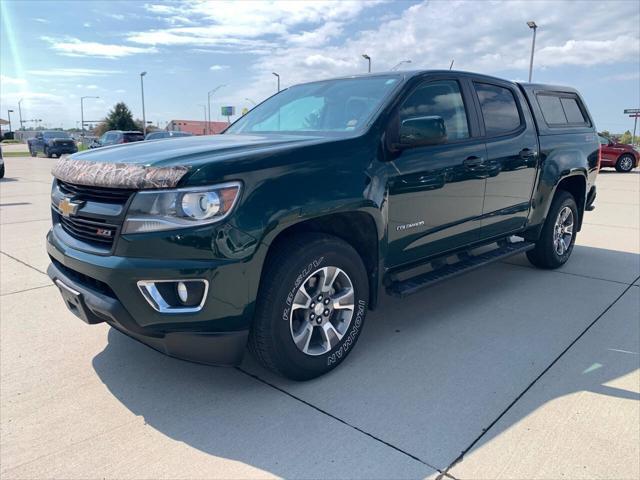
249,233,369,380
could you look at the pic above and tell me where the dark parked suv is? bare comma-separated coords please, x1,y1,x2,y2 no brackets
47,71,599,380
90,130,145,148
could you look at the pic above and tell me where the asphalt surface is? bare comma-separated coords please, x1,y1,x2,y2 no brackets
1,155,638,479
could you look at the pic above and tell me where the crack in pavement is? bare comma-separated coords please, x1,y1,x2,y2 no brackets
236,366,444,476
436,275,640,479
0,251,48,276
1,284,54,297
501,259,638,287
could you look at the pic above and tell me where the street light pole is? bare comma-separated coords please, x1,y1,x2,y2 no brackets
7,110,14,132
198,104,207,135
80,96,99,138
527,21,538,83
391,60,411,71
245,97,257,106
18,99,24,130
272,72,280,92
140,71,147,136
362,54,371,73
207,84,226,135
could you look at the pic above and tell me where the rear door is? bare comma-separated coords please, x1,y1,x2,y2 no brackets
386,75,488,267
471,79,539,239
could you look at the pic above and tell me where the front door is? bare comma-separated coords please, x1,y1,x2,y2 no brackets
386,77,487,267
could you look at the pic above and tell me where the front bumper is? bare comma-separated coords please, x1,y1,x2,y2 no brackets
46,228,251,366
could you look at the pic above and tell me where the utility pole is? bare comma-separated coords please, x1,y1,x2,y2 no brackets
199,104,207,135
7,110,14,132
140,72,147,136
449,59,455,70
18,98,24,130
527,21,538,83
207,84,225,134
272,72,280,92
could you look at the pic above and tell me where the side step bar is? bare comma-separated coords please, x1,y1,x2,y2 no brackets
387,240,535,298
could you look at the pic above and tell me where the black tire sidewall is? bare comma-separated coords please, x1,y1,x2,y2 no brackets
258,237,368,379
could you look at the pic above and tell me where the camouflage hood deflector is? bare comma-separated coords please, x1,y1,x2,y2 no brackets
51,158,189,189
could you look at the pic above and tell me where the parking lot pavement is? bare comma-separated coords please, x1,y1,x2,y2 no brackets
1,156,638,479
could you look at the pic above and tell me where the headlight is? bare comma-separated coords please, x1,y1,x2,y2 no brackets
122,181,241,234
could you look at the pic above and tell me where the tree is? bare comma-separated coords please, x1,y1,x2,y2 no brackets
104,102,138,131
599,130,611,138
618,130,633,145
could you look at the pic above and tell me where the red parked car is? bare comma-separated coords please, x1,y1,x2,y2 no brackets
598,135,639,172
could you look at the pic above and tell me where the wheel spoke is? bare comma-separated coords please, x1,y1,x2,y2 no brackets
291,284,312,311
320,322,341,351
564,223,573,235
292,324,313,352
322,266,339,292
332,287,354,311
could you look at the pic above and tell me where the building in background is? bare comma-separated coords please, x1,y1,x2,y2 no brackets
167,120,228,135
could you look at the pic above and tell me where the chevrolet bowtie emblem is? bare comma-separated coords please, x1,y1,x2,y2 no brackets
58,197,83,217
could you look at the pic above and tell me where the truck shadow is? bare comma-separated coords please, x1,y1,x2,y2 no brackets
92,245,639,476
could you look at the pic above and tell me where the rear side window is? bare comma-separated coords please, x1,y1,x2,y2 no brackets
124,133,144,142
400,80,470,141
474,83,522,136
560,97,587,124
537,93,589,126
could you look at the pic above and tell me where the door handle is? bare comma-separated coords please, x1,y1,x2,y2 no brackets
519,148,536,159
463,156,484,168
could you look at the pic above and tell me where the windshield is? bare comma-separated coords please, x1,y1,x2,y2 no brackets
43,131,70,139
227,75,402,135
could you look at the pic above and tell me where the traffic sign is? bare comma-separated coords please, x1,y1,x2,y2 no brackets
623,108,640,114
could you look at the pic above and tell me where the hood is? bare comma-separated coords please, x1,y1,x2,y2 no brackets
52,133,330,189
70,133,325,167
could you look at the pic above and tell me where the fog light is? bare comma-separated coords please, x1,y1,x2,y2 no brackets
137,279,209,313
177,282,188,304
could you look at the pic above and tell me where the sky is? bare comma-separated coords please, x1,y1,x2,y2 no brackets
1,0,639,133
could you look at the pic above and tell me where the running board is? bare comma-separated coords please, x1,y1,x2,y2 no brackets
387,240,535,298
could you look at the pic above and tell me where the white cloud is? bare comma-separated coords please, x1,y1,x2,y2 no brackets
27,68,123,77
41,36,157,58
209,64,229,71
34,18,49,23
130,0,380,49
0,75,26,86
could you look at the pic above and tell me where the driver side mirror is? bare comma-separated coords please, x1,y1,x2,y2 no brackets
398,116,447,149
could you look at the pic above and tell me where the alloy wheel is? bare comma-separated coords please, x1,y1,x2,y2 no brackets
289,266,355,356
553,206,574,256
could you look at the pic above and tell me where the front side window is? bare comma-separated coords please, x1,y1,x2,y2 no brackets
227,75,401,135
474,83,522,136
399,80,470,141
598,135,610,145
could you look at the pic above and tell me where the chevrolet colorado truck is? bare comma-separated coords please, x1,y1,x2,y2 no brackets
46,71,599,380
29,130,78,158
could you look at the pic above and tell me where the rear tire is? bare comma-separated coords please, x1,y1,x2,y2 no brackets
249,233,369,380
615,154,635,172
30,148,37,157
526,190,578,269
45,147,52,158
0,164,4,179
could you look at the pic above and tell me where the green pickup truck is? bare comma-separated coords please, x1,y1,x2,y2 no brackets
47,70,599,380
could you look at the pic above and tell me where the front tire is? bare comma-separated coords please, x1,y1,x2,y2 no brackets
615,154,635,172
249,233,369,380
527,191,578,269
